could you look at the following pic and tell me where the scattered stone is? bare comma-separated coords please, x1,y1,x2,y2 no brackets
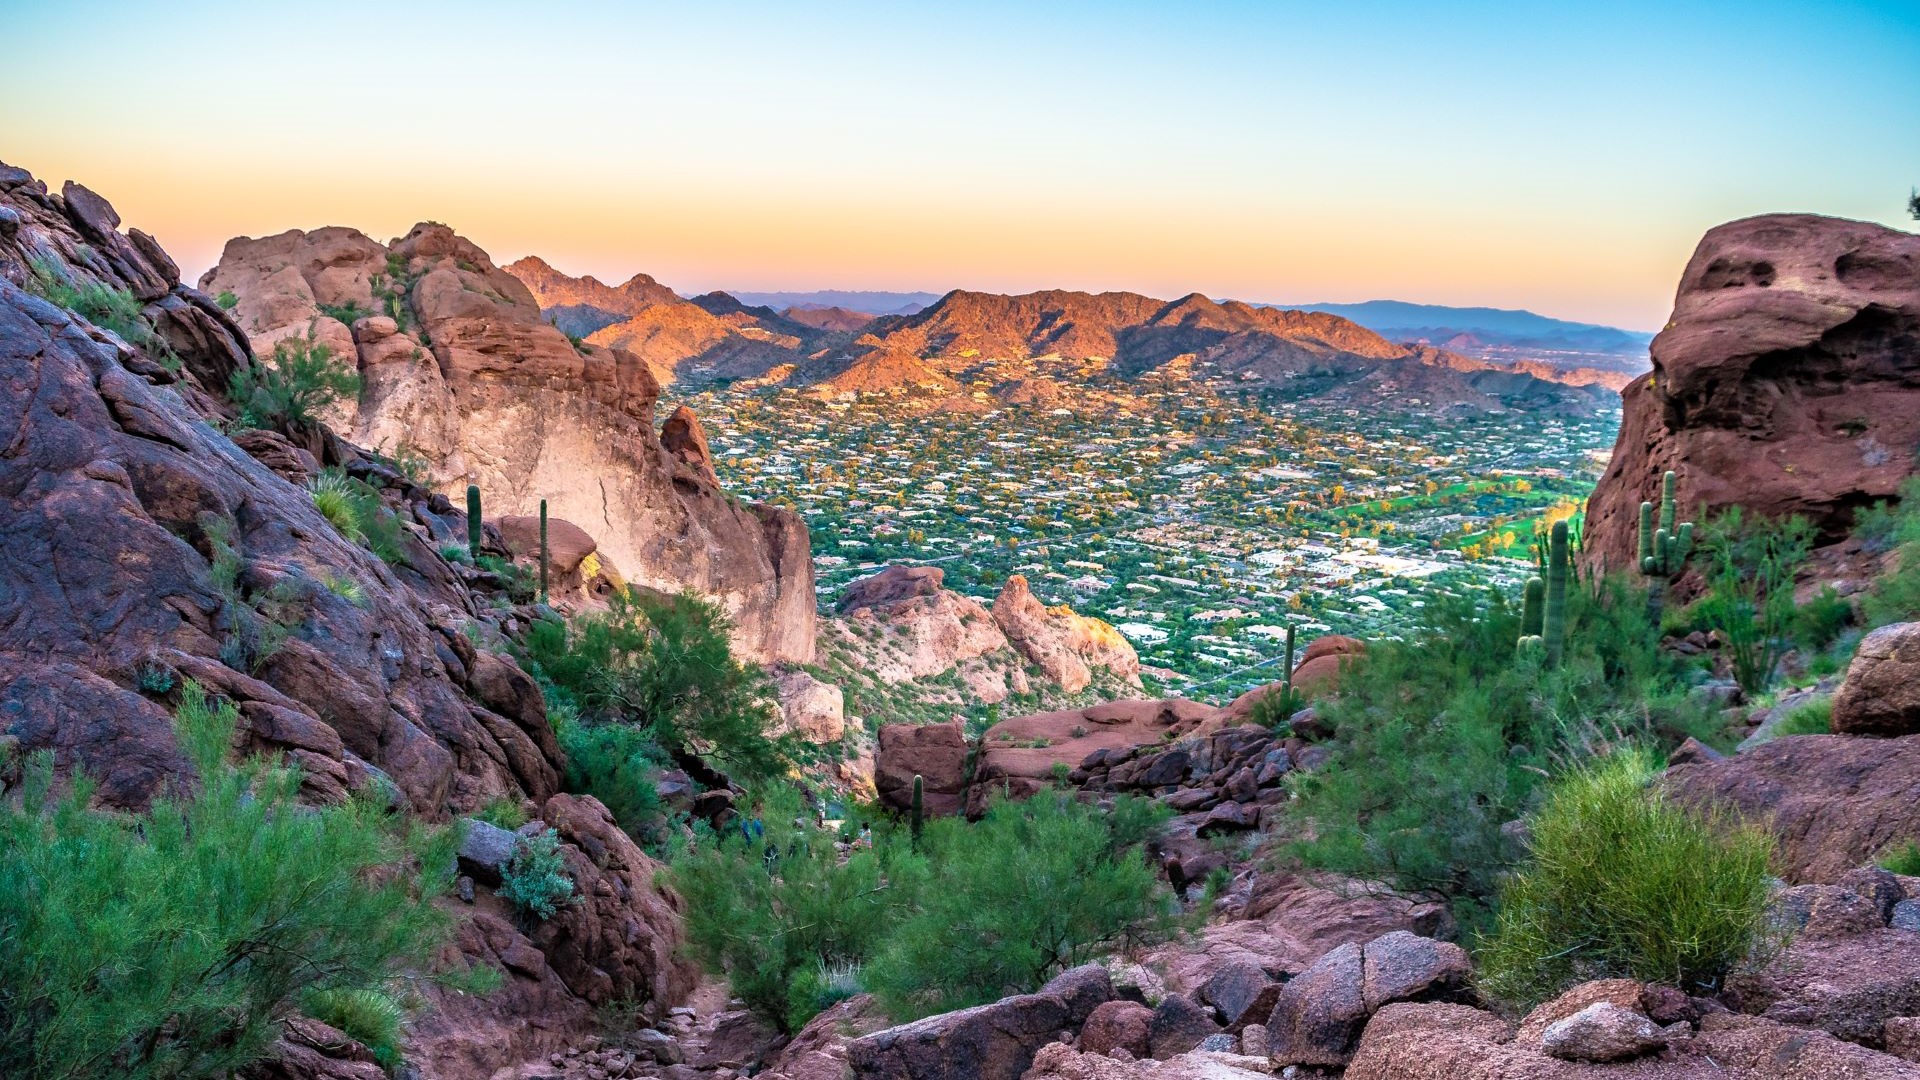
1540,1002,1667,1062
1147,993,1220,1059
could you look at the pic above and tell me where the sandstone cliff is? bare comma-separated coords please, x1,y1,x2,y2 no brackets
201,226,815,664
1583,214,1920,574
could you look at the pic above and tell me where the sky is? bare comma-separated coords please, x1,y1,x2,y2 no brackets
4,0,1917,330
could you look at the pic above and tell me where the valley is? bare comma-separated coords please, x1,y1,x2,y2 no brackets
669,370,1616,701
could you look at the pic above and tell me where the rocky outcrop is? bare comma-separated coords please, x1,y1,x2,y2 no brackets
760,994,893,1080
1288,634,1367,696
848,965,1112,1080
775,669,847,744
1583,214,1920,574
875,720,971,816
202,224,816,665
1665,733,1920,882
991,575,1140,694
1832,621,1920,735
966,698,1219,816
834,566,1012,685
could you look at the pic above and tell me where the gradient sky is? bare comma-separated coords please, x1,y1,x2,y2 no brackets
5,0,1917,329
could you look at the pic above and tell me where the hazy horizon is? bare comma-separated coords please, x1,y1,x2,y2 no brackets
6,0,1916,330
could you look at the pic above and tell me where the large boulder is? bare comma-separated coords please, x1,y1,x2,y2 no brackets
829,571,1011,686
1265,932,1472,1068
1583,214,1920,576
202,224,817,665
775,670,847,744
1832,622,1920,736
759,994,893,1080
991,575,1140,693
1665,733,1920,882
874,720,971,816
847,965,1111,1080
839,564,951,612
1289,634,1367,697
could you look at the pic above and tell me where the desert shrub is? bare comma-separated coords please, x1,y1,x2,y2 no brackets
1475,750,1776,1007
1878,839,1920,876
667,785,924,1033
0,682,456,1080
215,290,239,310
228,332,361,430
862,791,1174,1020
318,300,372,327
308,470,364,541
668,786,1171,1032
475,797,528,830
1696,508,1812,695
26,256,154,347
301,986,405,1068
552,708,665,836
304,469,407,565
499,828,577,922
477,554,536,604
1288,578,1718,930
1771,697,1833,737
1792,586,1853,654
520,591,795,784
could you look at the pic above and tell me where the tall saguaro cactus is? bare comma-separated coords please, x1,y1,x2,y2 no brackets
1543,520,1570,667
466,484,483,560
1638,470,1694,625
539,499,550,604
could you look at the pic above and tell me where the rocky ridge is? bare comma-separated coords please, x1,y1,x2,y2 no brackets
200,226,816,665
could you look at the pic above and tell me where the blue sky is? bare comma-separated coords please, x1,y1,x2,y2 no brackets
3,0,1916,327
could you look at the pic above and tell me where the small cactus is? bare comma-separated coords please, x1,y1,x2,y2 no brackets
466,484,482,560
539,499,549,604
1543,520,1570,667
910,774,925,846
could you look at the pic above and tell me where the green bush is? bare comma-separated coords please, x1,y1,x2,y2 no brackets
668,785,923,1032
308,470,364,542
302,986,405,1068
303,469,408,565
1771,697,1833,737
1475,750,1776,1007
475,797,528,831
0,682,456,1080
26,256,155,348
863,792,1174,1020
228,332,361,430
552,707,665,837
1792,587,1853,654
1288,578,1718,930
1696,508,1812,695
667,786,1171,1032
520,591,795,785
1877,839,1920,876
499,828,577,922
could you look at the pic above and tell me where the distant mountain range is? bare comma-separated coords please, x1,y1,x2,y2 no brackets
726,290,941,317
506,260,1619,413
1281,299,1654,375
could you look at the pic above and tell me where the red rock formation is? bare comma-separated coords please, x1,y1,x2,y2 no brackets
202,226,815,664
1583,214,1920,574
991,575,1141,694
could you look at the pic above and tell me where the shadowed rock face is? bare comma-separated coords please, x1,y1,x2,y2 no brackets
1584,214,1920,575
201,224,815,664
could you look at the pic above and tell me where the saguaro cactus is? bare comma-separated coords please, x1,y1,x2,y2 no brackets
910,774,925,846
539,499,550,604
1638,470,1694,625
1520,575,1545,638
1543,520,1570,667
466,484,483,560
